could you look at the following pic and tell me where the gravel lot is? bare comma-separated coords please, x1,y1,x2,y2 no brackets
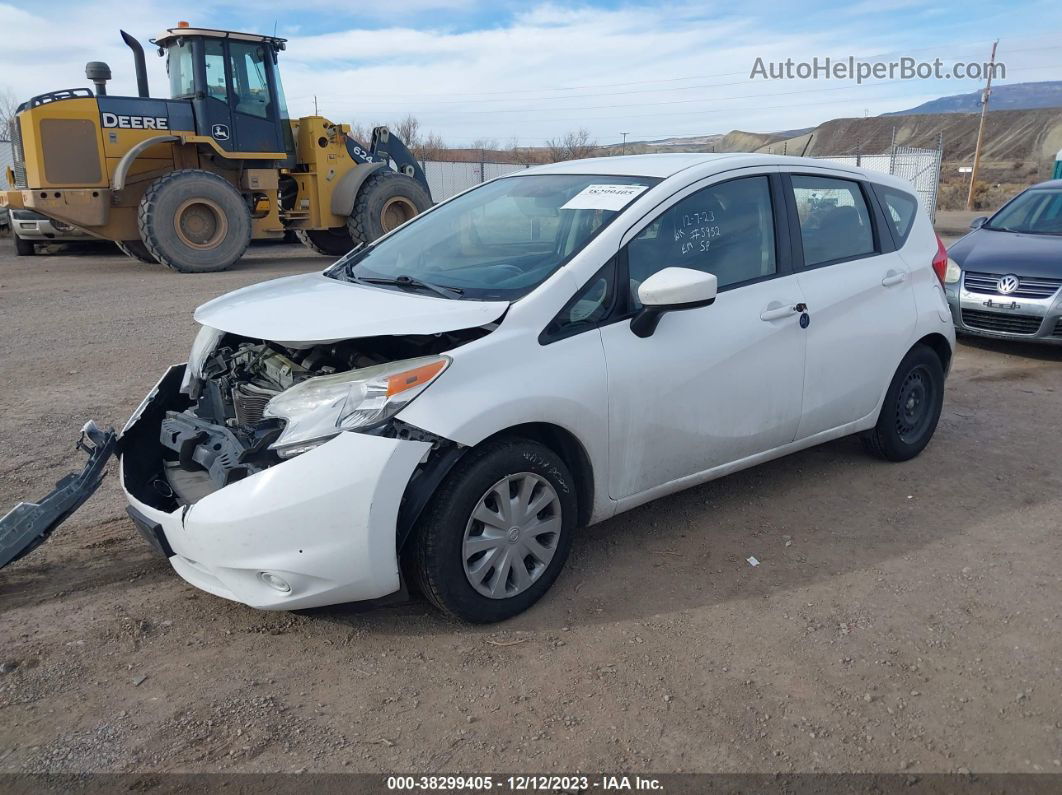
1,241,1061,775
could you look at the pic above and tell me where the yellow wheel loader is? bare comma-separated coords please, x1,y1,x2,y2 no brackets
1,23,432,272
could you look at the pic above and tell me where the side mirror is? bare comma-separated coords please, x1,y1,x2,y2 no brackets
969,216,988,230
631,267,718,338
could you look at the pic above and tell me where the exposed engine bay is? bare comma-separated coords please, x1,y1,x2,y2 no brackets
156,329,483,505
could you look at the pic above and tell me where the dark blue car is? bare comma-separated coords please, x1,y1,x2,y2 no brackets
945,179,1062,344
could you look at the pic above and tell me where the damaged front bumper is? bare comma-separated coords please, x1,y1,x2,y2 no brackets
3,364,432,611
0,422,116,568
120,364,432,610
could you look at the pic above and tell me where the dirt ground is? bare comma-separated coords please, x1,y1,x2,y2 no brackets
1,240,1061,775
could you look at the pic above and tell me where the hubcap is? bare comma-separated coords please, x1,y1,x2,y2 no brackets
895,365,934,444
380,197,417,233
462,472,562,599
174,198,228,249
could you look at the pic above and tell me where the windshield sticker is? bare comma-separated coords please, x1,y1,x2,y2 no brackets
561,184,649,211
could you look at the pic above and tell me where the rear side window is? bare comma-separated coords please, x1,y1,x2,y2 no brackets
791,176,875,266
876,185,919,244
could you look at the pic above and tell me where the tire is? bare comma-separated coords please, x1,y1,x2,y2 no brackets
347,171,432,244
412,438,577,623
138,169,251,273
116,239,158,264
295,227,357,256
13,234,35,256
861,344,945,462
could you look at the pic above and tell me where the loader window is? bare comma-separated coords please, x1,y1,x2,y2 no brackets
230,42,270,119
203,41,228,100
167,42,195,99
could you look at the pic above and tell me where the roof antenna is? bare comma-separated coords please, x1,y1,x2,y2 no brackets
273,20,278,37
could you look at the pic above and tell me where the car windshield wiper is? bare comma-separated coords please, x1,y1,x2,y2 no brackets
352,273,464,299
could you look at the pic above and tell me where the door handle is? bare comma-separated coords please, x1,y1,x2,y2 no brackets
882,270,906,287
760,302,805,321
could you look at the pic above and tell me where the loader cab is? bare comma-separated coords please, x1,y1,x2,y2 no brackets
155,26,293,157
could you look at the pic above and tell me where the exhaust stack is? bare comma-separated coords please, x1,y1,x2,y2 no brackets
119,30,150,98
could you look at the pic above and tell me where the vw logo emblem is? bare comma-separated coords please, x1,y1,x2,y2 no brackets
997,274,1020,295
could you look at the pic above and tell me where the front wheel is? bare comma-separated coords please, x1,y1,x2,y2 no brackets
862,344,945,461
138,169,251,273
411,439,576,623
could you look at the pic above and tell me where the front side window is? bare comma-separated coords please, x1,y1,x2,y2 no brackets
626,175,776,308
986,189,1062,235
542,260,619,342
330,174,659,301
229,42,271,119
791,175,875,266
167,42,195,99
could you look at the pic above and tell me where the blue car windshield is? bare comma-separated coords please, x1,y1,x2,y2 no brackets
327,174,659,300
986,188,1062,235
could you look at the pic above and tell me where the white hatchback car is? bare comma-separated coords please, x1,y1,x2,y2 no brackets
7,154,955,622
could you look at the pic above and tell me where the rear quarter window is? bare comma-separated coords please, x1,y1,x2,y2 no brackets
875,185,919,245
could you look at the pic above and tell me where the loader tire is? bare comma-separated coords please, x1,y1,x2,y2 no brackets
295,227,357,257
138,169,251,273
116,239,158,264
13,234,35,256
347,171,431,244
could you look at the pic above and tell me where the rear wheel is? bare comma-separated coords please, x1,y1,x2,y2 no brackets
412,439,576,623
295,227,357,256
862,344,944,461
138,169,251,273
13,234,35,256
116,239,158,264
348,171,431,244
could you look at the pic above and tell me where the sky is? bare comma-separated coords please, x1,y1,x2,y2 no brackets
1,1,1060,147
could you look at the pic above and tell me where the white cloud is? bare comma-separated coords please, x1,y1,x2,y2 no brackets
0,2,1058,148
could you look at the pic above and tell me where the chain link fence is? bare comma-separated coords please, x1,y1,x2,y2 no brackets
817,141,943,220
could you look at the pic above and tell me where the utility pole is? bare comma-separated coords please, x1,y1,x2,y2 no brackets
621,132,629,155
966,40,998,210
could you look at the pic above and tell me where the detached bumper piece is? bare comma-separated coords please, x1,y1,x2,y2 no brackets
0,421,117,569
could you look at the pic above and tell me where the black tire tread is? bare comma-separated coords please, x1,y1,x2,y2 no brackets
862,343,944,462
347,170,431,244
116,239,157,264
138,169,250,273
412,438,575,623
294,228,356,256
13,234,34,256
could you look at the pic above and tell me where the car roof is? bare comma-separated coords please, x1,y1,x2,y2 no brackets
1027,178,1062,190
517,152,905,186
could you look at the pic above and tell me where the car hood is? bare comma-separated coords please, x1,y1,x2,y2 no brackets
194,273,509,343
949,228,1062,279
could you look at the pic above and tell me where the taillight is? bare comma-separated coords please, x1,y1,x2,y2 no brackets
931,234,948,284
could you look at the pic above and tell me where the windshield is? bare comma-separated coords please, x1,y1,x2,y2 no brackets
328,174,659,300
985,188,1062,235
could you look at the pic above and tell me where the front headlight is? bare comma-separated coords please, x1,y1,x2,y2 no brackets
264,355,449,458
180,324,224,397
944,257,961,284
